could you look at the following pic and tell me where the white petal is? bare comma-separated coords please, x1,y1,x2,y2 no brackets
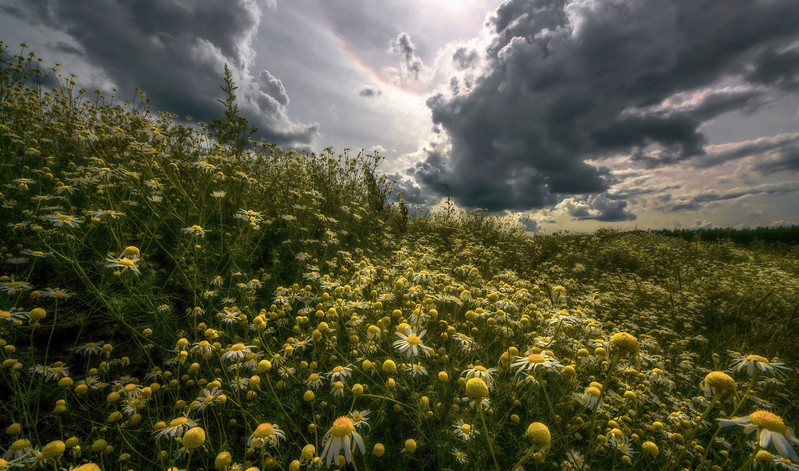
773,434,799,462
344,436,352,462
353,431,366,453
760,429,773,450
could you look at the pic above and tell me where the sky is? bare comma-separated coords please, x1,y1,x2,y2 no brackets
2,0,798,232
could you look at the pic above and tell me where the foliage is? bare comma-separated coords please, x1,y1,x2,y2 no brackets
1,43,798,471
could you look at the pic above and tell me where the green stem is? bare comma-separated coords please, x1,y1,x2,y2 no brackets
477,405,500,471
699,370,759,465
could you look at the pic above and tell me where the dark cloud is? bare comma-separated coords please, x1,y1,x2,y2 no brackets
560,194,637,222
6,0,316,148
661,182,799,212
753,146,799,173
409,0,799,212
519,217,538,232
390,32,424,80
257,70,289,107
748,47,799,90
47,41,84,57
452,46,479,70
358,87,381,98
387,172,428,206
695,133,799,169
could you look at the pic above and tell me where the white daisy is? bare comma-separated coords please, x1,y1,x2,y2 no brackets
393,327,433,358
718,410,799,463
321,416,366,468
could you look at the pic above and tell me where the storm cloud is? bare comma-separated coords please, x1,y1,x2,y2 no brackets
410,0,799,212
390,32,425,80
3,0,317,148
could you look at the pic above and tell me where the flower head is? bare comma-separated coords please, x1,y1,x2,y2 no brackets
719,410,799,462
730,352,791,378
610,332,640,365
512,350,563,376
321,416,365,468
700,371,738,401
393,327,433,358
182,427,206,450
526,422,552,452
248,422,286,449
105,256,141,275
465,377,489,400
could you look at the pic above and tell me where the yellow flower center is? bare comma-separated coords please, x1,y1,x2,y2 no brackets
610,332,639,355
169,417,189,427
586,386,602,397
41,440,65,460
57,214,73,222
122,246,140,257
474,365,487,372
527,353,546,364
183,427,205,450
253,423,276,438
526,422,551,449
465,377,489,400
231,343,246,351
749,410,787,434
746,354,769,364
756,450,774,462
642,440,659,456
333,366,344,373
10,439,30,451
460,424,471,434
704,371,737,392
118,258,136,268
331,417,355,438
405,335,421,345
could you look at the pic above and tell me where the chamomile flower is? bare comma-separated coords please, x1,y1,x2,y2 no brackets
220,343,255,362
405,362,428,377
512,350,563,376
461,364,498,390
576,385,603,410
191,388,226,412
463,377,490,409
730,352,791,378
190,340,215,359
327,365,353,384
248,423,286,449
105,256,141,275
347,410,371,430
182,225,206,237
393,326,433,358
306,373,324,390
718,410,799,462
700,371,738,401
44,213,83,228
321,416,365,468
154,417,197,441
453,420,480,441
0,276,32,294
526,422,552,453
73,341,105,356
41,287,71,299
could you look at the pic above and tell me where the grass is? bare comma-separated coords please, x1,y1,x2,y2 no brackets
1,42,798,470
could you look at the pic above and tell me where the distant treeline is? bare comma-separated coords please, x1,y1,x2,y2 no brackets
656,225,799,245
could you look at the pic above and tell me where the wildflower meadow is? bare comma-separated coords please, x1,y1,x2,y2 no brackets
1,43,799,470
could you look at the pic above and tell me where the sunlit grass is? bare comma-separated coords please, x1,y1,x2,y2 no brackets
1,42,798,470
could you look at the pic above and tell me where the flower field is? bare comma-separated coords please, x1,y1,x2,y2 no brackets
2,44,799,470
